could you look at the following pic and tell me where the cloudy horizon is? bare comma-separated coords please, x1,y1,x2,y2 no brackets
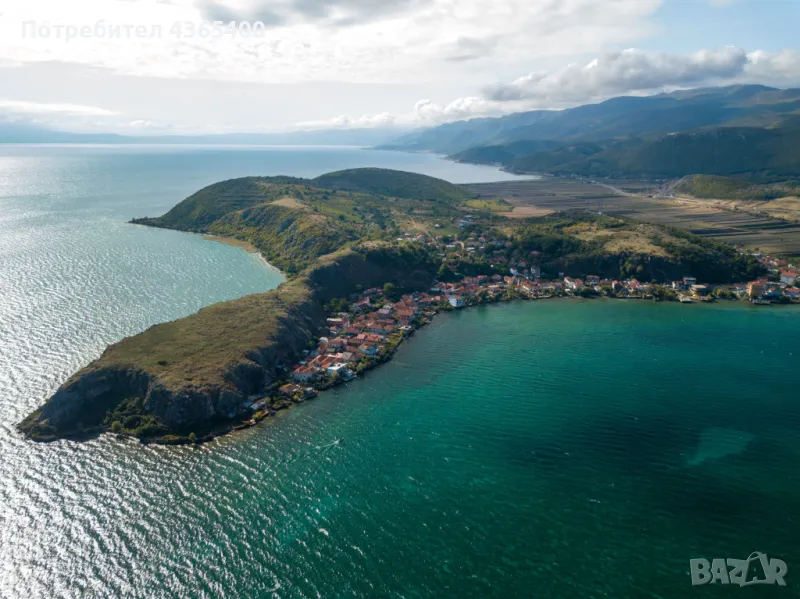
0,0,798,135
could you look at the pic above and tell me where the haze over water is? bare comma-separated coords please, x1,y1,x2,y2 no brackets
1,145,798,598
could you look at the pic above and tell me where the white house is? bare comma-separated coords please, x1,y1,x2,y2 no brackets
448,295,464,308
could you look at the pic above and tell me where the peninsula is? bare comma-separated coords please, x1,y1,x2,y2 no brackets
20,168,777,444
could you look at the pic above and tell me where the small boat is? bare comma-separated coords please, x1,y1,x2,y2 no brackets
678,294,693,303
751,298,771,305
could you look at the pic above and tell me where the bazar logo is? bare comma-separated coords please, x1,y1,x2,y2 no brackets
690,553,787,587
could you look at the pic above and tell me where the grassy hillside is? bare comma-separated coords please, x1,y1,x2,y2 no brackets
454,125,800,180
578,127,800,179
20,243,441,441
312,168,475,202
135,168,477,272
141,176,308,230
451,140,562,165
674,175,800,200
515,213,765,283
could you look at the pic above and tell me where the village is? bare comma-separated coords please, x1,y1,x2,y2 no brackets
271,231,799,404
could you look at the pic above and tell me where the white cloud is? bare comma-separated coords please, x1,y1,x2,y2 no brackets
0,0,661,84
484,47,749,103
744,50,800,83
296,111,397,129
0,99,118,116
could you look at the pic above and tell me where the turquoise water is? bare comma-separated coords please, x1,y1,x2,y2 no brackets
1,146,799,598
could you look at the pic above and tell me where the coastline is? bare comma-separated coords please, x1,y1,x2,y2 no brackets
23,167,795,446
202,234,286,277
114,289,797,447
203,234,260,253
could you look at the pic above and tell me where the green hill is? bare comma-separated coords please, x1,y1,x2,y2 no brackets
453,125,800,180
143,176,308,230
515,213,765,283
575,126,800,179
134,168,475,272
451,140,562,165
673,175,800,201
312,168,474,202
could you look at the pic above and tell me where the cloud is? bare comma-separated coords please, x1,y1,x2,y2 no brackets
296,111,397,129
744,50,800,83
195,0,422,28
484,47,749,103
0,0,662,85
442,36,499,62
0,99,118,116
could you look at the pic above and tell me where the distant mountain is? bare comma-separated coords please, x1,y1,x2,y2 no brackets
504,125,800,179
0,122,130,143
383,85,800,180
0,121,405,146
380,85,800,156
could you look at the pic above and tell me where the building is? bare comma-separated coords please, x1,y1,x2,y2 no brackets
747,280,767,298
351,298,372,312
279,383,302,396
292,366,320,382
780,269,798,285
671,281,688,291
448,295,464,308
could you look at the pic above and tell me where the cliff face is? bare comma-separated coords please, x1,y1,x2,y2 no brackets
20,245,439,442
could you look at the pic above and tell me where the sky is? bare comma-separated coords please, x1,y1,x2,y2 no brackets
0,0,798,135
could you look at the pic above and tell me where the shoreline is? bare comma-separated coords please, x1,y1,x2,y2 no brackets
202,234,286,277
112,291,798,447
203,234,261,253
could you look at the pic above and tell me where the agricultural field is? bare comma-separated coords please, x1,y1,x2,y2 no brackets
465,178,800,256
464,197,512,212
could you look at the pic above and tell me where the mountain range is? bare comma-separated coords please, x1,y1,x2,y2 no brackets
0,121,402,146
379,85,800,180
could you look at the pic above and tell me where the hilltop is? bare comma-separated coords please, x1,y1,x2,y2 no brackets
134,168,470,273
312,168,474,202
20,168,764,444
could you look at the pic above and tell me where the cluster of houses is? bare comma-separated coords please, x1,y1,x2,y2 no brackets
397,227,800,305
289,291,439,387
742,251,799,302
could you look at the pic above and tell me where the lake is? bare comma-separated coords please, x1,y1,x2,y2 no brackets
0,145,798,598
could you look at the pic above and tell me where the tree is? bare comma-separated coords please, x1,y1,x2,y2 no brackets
383,282,397,298
189,432,198,444
111,421,122,434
